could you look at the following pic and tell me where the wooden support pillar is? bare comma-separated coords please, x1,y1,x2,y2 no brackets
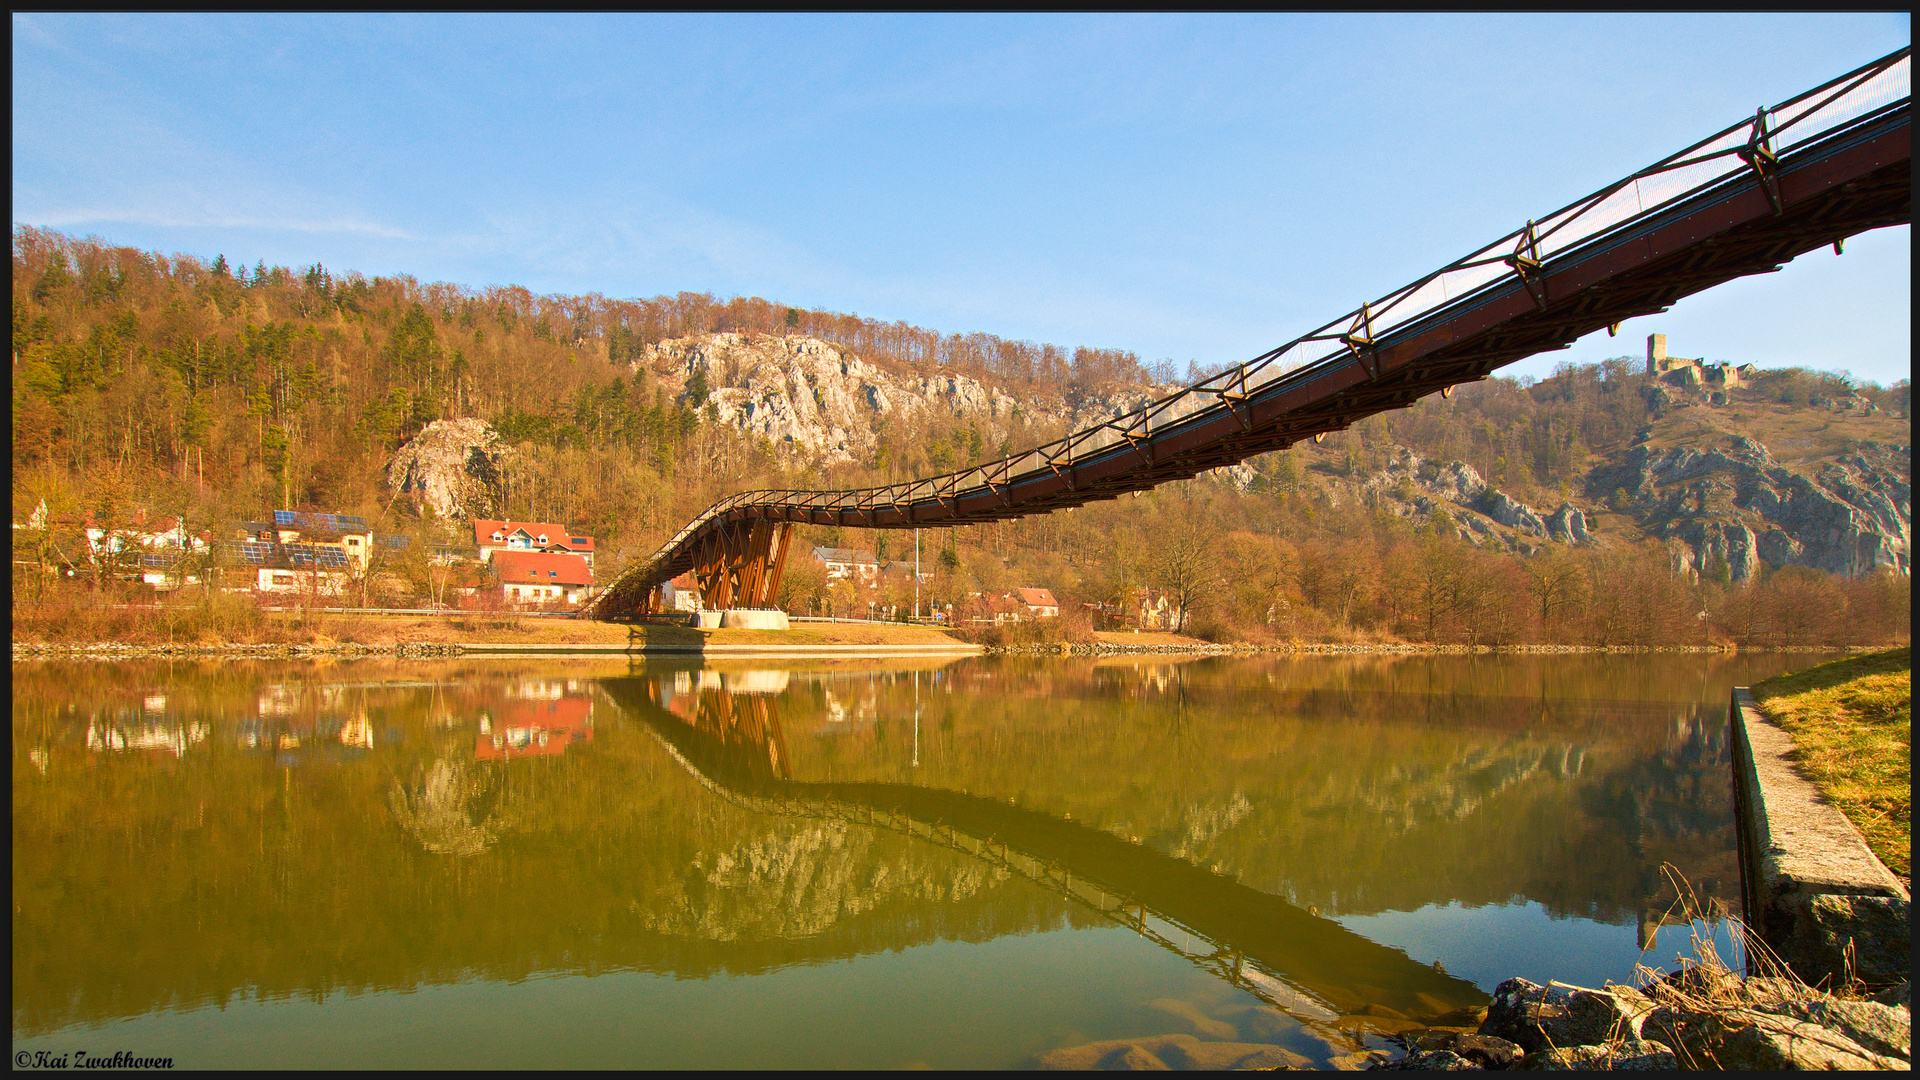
737,520,773,607
762,523,793,608
710,523,739,611
695,528,732,610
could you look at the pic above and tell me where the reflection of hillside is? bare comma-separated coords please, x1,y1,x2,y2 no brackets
773,657,1749,922
11,654,1784,1039
10,669,1069,1038
639,820,1019,941
604,676,1489,1026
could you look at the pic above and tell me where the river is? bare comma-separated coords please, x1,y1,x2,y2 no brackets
11,652,1815,1069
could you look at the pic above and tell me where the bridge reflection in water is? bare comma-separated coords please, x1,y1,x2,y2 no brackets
600,672,1491,1041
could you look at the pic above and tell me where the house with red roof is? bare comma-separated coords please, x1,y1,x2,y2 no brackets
473,519,596,571
1015,587,1060,619
493,550,594,607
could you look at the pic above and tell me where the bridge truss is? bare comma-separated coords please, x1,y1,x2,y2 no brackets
591,49,1910,618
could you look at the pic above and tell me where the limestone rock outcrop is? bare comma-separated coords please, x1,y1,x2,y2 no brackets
640,333,1161,467
386,418,510,521
1362,450,1570,548
1586,435,1911,580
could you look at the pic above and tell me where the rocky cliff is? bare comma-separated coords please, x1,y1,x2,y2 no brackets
381,331,1907,586
386,417,511,521
639,332,1162,466
1587,436,1910,581
1316,431,1909,581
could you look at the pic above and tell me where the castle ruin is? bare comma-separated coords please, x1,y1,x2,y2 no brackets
1646,334,1756,389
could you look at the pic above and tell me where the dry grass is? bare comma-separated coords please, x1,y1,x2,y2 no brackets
1753,648,1911,879
1092,630,1216,648
1647,399,1907,465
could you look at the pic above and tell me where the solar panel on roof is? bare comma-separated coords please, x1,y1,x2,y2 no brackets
274,510,296,526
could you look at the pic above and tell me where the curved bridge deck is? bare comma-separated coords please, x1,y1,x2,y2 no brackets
593,50,1909,618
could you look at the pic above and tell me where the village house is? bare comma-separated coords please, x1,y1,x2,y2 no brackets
473,519,596,571
219,517,354,595
811,546,880,583
250,565,350,597
956,591,1026,626
1133,588,1182,631
15,504,215,590
1089,588,1182,631
657,572,702,613
1015,587,1060,619
269,510,376,571
956,588,1063,625
493,550,594,607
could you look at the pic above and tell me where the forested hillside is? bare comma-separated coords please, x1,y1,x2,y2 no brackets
11,227,1911,647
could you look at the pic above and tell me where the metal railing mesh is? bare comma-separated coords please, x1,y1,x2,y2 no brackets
599,48,1910,607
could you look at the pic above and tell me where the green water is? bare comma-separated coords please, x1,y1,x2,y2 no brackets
11,652,1813,1068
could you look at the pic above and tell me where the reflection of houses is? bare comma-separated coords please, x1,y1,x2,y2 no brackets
493,550,594,607
473,518,596,572
86,716,210,757
812,546,879,583
476,696,594,760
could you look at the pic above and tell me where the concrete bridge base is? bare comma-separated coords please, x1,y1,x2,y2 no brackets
690,609,791,630
718,609,790,630
1730,688,1909,990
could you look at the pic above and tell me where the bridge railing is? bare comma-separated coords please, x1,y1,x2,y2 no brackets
600,47,1909,607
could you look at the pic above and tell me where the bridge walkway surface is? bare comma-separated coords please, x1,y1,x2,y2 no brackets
591,50,1909,619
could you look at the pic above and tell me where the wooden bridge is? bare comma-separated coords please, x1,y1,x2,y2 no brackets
590,49,1910,619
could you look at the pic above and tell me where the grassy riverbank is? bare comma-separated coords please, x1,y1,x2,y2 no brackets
9,600,974,652
1753,647,1911,880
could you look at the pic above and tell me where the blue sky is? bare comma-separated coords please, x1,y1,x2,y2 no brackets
13,13,1911,387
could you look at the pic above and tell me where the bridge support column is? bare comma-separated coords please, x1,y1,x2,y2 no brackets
693,520,793,611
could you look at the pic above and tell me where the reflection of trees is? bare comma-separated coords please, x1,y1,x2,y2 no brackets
10,654,1784,1040
12,664,1064,1038
610,676,1489,1030
773,656,1752,923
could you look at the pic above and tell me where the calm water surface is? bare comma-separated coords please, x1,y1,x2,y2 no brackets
12,653,1815,1068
